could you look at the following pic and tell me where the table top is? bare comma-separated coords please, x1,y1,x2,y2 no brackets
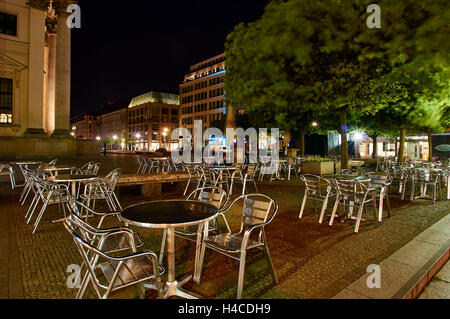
12,161,42,165
48,174,99,183
120,200,218,229
323,174,370,182
38,165,75,172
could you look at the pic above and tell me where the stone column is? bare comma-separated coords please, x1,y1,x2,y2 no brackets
44,10,57,134
52,1,73,137
25,6,47,135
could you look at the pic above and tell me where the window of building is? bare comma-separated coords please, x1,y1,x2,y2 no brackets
0,11,17,36
0,78,13,124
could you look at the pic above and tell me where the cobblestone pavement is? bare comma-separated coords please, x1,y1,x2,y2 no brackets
0,155,449,299
419,261,450,299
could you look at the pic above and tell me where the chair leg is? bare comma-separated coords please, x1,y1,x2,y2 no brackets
262,230,278,284
253,180,258,193
354,204,365,233
298,192,308,219
319,193,330,224
159,229,167,266
329,195,340,226
236,251,247,299
33,200,49,234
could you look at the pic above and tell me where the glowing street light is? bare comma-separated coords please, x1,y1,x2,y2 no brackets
312,122,319,127
136,133,141,139
96,136,101,141
353,132,364,141
113,135,118,141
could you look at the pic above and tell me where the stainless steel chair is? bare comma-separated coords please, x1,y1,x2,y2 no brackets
197,194,278,299
230,164,259,195
81,168,122,212
136,156,147,174
38,158,58,169
183,163,203,196
0,164,16,189
329,178,378,233
298,174,336,224
64,218,164,299
366,173,393,222
26,174,71,234
158,186,229,281
411,169,442,203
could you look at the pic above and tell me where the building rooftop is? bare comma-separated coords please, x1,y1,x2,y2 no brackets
128,91,180,108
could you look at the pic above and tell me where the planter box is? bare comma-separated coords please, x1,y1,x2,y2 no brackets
301,161,334,176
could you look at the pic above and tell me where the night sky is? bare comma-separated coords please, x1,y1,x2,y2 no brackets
71,0,270,117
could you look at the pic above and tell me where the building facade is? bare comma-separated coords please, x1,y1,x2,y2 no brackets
70,113,98,140
179,53,226,133
0,0,76,158
97,99,130,149
127,91,180,151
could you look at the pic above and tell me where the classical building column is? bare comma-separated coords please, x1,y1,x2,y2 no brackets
44,6,57,134
25,4,47,135
52,0,75,137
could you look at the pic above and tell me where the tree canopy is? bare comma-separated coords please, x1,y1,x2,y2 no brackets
225,0,449,167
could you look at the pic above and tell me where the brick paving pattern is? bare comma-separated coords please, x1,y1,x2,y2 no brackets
1,154,449,299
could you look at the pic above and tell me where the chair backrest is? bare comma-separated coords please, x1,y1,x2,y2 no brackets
246,164,259,179
300,174,332,197
333,178,358,197
186,186,228,210
0,164,13,175
103,168,122,191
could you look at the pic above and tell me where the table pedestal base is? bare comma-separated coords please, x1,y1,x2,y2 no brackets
145,275,202,299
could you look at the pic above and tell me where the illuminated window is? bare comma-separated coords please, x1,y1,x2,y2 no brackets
0,11,17,36
0,78,13,124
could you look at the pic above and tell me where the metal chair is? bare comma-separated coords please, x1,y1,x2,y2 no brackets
136,156,147,174
183,164,203,196
158,186,229,280
26,174,71,234
411,169,442,203
81,168,122,212
298,174,336,224
0,164,16,189
197,194,279,299
329,178,378,233
230,164,259,195
38,158,58,169
365,173,393,222
64,218,164,299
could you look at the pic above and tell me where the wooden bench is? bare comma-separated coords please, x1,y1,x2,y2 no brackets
117,172,189,196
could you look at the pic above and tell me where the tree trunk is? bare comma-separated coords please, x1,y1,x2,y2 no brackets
371,135,378,160
339,110,349,170
398,128,406,163
299,128,305,157
428,132,433,162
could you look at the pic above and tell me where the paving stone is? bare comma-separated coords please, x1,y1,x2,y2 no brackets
388,239,443,268
0,155,449,299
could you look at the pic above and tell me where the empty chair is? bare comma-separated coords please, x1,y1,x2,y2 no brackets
136,157,147,174
329,178,378,233
197,194,279,299
81,168,123,211
411,169,442,203
298,174,336,224
230,164,259,195
0,164,16,189
26,175,71,234
39,158,58,169
159,186,229,280
64,218,164,299
366,173,393,222
183,164,203,196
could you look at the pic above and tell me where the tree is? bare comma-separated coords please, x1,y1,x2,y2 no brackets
225,0,449,168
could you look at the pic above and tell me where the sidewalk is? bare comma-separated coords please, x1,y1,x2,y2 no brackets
333,214,449,299
0,155,449,299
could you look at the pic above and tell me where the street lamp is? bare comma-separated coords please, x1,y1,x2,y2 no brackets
96,136,101,141
312,122,319,127
113,135,118,141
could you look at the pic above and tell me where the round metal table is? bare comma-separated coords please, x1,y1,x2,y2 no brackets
38,165,75,176
120,200,218,299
